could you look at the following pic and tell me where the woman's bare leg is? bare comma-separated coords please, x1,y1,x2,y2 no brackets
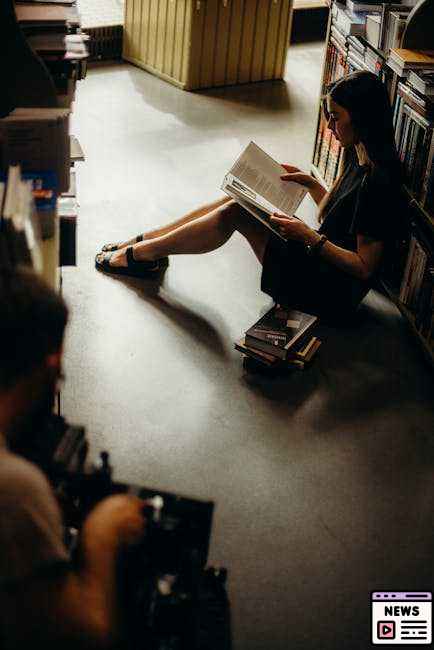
98,201,269,267
113,196,232,249
143,196,232,240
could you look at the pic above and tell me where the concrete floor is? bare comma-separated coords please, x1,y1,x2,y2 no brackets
63,43,434,650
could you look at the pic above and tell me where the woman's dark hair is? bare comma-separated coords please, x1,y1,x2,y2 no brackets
318,71,405,221
328,71,404,182
0,268,68,390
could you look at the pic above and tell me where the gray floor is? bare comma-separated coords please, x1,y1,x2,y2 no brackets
63,43,434,650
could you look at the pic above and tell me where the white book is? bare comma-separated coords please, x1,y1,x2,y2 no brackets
2,166,43,271
347,0,384,12
3,165,21,221
221,142,308,241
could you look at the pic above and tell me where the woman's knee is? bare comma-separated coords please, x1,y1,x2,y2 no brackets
218,200,245,230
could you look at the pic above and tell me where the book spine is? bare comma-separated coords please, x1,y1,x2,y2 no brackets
421,130,434,208
415,267,434,333
414,127,433,199
314,116,324,169
407,239,428,312
244,334,287,360
398,110,410,162
399,234,416,303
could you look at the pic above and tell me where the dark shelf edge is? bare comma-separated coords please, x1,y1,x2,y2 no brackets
381,280,434,368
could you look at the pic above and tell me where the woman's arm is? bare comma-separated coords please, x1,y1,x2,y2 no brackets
270,214,384,281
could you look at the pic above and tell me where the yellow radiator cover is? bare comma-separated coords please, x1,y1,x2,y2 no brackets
123,0,293,90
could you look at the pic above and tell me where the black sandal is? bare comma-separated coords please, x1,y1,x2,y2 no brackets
95,246,169,278
101,234,144,252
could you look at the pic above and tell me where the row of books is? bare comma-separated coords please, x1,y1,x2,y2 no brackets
0,166,43,272
331,0,413,53
386,47,434,78
387,52,434,217
14,2,89,108
235,306,321,371
394,87,434,213
399,232,434,348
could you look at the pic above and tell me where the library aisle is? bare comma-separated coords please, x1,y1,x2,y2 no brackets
63,43,434,650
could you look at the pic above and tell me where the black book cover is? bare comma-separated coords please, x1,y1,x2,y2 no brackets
245,306,317,360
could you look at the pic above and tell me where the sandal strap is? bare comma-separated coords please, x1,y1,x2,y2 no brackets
126,245,160,270
126,245,136,266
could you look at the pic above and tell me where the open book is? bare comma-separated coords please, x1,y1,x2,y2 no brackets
221,141,308,241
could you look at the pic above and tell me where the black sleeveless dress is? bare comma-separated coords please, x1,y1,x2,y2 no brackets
260,150,398,320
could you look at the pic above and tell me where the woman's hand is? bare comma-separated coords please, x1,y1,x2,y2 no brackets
280,164,315,189
270,213,320,245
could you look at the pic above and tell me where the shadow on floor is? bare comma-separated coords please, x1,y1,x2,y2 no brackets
104,270,231,360
125,65,293,127
197,80,292,112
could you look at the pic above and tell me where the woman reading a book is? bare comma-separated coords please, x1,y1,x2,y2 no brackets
95,71,405,320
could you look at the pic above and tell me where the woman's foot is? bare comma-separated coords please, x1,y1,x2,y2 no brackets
95,246,169,277
101,233,144,252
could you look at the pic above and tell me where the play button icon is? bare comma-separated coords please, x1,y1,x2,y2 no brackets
378,621,396,639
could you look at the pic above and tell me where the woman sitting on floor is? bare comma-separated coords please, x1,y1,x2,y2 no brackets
95,70,405,321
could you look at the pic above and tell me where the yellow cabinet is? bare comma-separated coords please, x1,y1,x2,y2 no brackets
123,0,293,90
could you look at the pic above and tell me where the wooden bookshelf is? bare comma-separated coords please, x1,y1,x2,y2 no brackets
0,0,87,288
310,0,434,367
382,281,434,368
123,0,293,90
405,189,434,237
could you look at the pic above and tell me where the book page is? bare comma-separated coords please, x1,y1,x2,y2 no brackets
225,141,306,217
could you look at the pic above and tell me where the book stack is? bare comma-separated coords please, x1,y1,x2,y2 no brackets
387,48,434,78
399,233,434,349
0,107,71,193
408,70,434,98
381,8,410,55
235,306,321,371
15,1,89,108
0,165,42,272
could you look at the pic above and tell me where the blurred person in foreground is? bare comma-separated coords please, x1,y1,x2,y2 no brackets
0,268,146,649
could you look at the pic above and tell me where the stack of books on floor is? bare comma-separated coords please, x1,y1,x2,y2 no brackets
235,306,321,370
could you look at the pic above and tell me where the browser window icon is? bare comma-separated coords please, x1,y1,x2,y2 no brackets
371,592,432,645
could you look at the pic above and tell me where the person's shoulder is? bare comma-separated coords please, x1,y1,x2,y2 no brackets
0,448,51,499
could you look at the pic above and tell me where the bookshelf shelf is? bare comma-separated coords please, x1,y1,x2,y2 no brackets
0,0,87,284
382,281,434,367
405,189,434,237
